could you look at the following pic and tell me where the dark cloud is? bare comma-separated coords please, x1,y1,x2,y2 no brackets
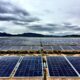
28,24,58,31
0,1,39,23
63,23,78,29
47,23,57,26
0,1,29,15
13,21,28,25
72,27,80,31
0,15,18,21
64,25,77,28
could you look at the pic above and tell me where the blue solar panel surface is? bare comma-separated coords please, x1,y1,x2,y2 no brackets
0,56,19,77
14,56,43,77
47,57,78,77
67,57,80,74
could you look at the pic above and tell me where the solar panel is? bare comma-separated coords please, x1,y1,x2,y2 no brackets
0,56,19,77
14,56,43,77
47,56,78,77
67,57,80,74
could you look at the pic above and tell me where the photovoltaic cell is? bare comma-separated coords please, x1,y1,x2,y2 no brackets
0,56,19,77
14,56,43,77
47,57,78,77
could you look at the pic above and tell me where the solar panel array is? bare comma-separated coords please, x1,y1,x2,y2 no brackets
47,57,78,77
0,56,43,77
0,56,80,77
0,37,80,51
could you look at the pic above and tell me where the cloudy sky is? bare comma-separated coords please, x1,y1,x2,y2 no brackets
0,0,80,35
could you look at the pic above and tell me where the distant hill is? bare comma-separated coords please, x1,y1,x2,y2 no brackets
0,32,12,36
0,32,80,37
17,33,45,37
0,32,46,37
63,35,80,37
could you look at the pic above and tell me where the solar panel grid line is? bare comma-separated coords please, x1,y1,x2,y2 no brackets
10,56,23,77
64,56,80,77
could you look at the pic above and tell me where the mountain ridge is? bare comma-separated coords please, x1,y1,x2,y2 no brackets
0,32,80,37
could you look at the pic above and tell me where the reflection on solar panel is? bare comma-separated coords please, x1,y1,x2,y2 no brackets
67,57,80,74
14,56,43,77
47,57,78,77
0,56,19,77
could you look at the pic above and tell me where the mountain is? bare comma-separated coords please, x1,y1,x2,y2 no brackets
0,32,80,37
17,33,45,37
63,35,80,37
0,32,45,37
0,32,12,36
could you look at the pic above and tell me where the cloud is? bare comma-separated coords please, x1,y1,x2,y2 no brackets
0,0,40,22
28,25,54,31
0,0,80,35
0,0,40,34
0,1,29,15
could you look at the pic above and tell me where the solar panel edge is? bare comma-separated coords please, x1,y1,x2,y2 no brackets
41,56,44,78
46,56,50,77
